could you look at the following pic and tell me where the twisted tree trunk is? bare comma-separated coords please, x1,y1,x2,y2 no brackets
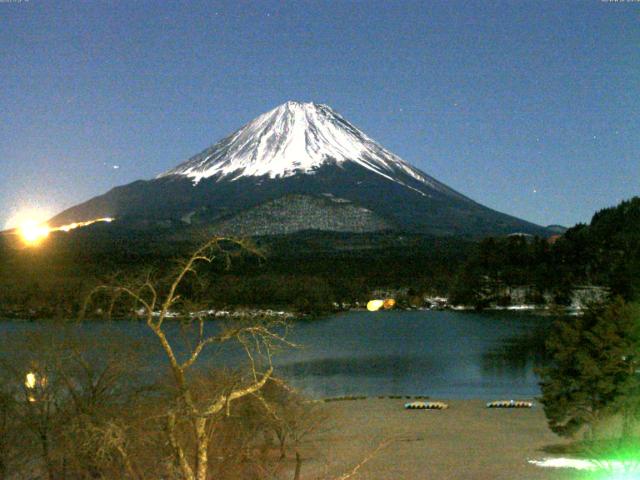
195,418,210,480
293,451,302,480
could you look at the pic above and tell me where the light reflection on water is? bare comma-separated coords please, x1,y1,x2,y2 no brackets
0,310,553,399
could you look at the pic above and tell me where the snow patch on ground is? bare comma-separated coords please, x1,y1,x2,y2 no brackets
529,457,640,473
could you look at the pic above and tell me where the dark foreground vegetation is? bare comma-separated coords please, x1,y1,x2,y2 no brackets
0,239,325,480
0,325,322,480
535,297,640,475
524,199,640,469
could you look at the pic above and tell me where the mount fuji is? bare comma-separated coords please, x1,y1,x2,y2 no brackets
50,101,548,237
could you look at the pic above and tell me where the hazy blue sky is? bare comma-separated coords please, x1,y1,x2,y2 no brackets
1,0,638,228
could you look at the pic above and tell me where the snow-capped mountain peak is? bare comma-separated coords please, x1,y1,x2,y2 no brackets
51,101,548,237
159,101,448,195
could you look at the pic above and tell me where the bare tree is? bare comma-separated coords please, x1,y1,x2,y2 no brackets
251,379,327,480
0,376,21,480
0,325,153,479
2,236,381,480
82,237,293,480
1,332,68,480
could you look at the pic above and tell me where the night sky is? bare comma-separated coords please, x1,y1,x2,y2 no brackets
1,0,638,229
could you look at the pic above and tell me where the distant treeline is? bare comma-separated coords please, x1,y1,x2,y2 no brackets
0,197,638,317
0,228,472,318
450,197,640,307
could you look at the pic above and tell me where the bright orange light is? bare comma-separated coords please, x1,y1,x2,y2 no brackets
18,220,50,246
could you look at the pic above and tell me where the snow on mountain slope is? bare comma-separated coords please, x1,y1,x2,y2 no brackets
49,100,548,237
159,101,456,198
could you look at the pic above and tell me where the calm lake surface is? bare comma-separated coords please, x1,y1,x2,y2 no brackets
0,310,552,399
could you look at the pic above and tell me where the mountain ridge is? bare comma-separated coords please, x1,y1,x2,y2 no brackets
50,101,549,238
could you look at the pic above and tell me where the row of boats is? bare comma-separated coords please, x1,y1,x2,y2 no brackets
404,400,533,410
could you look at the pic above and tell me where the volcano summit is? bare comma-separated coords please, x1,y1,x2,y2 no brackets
51,101,547,237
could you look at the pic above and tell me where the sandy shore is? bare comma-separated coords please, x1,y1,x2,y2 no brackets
298,398,580,480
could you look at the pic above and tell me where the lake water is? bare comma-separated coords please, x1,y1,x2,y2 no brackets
0,310,551,400
278,310,550,399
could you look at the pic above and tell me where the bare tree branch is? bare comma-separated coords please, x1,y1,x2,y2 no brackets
334,439,394,480
204,367,274,417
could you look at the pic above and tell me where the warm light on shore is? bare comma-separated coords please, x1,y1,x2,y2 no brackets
367,300,385,311
367,299,396,312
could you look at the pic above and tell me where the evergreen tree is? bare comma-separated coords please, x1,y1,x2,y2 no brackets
538,298,640,439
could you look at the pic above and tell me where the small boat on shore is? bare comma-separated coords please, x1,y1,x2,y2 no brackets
486,400,533,408
405,401,448,410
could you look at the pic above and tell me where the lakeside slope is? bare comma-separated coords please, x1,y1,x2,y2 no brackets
301,399,578,480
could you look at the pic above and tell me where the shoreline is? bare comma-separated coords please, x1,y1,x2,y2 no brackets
300,398,577,480
0,304,571,322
